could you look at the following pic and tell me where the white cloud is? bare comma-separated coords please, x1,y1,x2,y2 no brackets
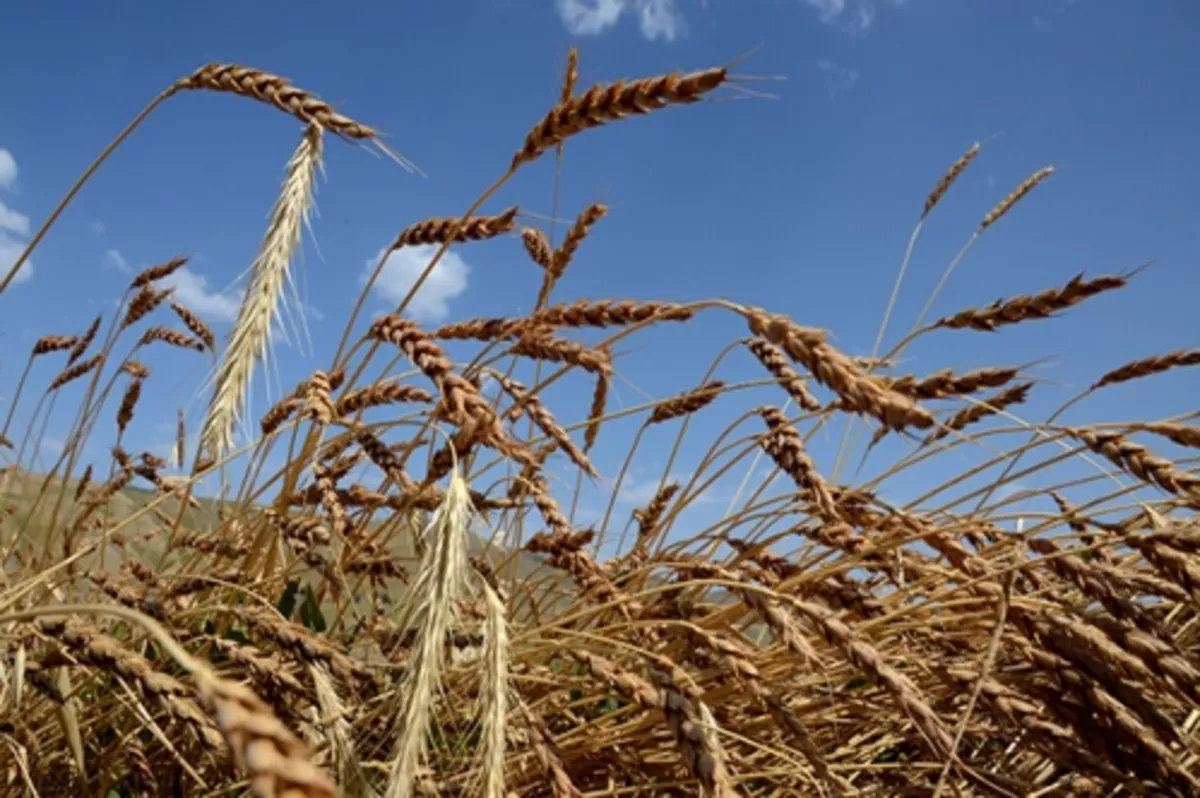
159,267,240,323
817,59,860,96
0,149,16,192
364,244,469,323
556,0,683,41
0,231,33,284
804,0,898,32
855,4,876,30
103,248,132,274
806,0,847,23
0,201,29,235
90,220,106,235
0,151,32,284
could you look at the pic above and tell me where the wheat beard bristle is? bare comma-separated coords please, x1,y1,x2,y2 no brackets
199,122,322,457
384,469,473,798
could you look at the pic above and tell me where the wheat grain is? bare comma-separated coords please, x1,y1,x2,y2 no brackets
336,381,434,416
1092,348,1200,389
122,285,173,329
494,372,597,477
521,227,553,270
583,365,610,451
32,335,79,357
176,63,377,142
48,355,102,392
67,315,102,365
130,256,187,289
392,208,517,249
139,326,206,352
979,166,1054,230
509,332,613,375
512,67,727,168
745,338,821,412
924,383,1032,444
748,308,935,432
116,377,143,435
934,272,1126,331
649,380,724,425
169,301,216,351
1070,428,1200,501
923,141,980,219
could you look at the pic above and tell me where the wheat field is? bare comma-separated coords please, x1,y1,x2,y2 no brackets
0,50,1198,798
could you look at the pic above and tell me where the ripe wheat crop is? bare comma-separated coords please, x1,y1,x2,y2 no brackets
1,49,1198,798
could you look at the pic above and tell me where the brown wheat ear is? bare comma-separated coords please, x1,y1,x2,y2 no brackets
176,63,378,144
923,140,980,218
522,227,553,270
1070,427,1200,501
1092,348,1200,389
512,67,728,169
924,382,1032,444
391,208,518,249
32,335,79,357
122,285,173,329
67,315,102,365
122,360,150,379
584,360,610,451
116,377,144,434
649,380,724,425
510,332,613,376
139,327,206,352
48,355,102,392
130,256,187,289
746,338,821,411
562,47,580,102
169,301,216,351
933,272,1127,332
979,165,1054,230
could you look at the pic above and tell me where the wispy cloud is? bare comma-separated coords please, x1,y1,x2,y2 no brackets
817,59,860,96
89,219,106,235
0,149,33,284
364,244,469,323
803,0,907,33
0,149,16,191
103,248,132,274
0,232,34,285
159,266,241,323
0,201,29,236
556,0,684,41
616,469,716,506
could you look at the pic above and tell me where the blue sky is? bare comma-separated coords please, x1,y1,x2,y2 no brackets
1,1,1198,548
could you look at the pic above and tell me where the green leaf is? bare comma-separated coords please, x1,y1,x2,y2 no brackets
277,579,300,620
300,583,327,632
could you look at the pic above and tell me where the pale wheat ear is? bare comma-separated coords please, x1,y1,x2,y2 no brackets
477,576,509,798
385,468,473,798
200,122,322,458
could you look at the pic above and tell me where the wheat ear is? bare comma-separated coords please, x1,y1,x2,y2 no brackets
478,578,509,798
200,123,322,456
384,469,473,798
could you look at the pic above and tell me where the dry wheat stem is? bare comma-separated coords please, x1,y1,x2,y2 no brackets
200,122,322,457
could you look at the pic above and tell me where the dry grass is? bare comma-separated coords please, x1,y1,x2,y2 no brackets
2,49,1199,798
